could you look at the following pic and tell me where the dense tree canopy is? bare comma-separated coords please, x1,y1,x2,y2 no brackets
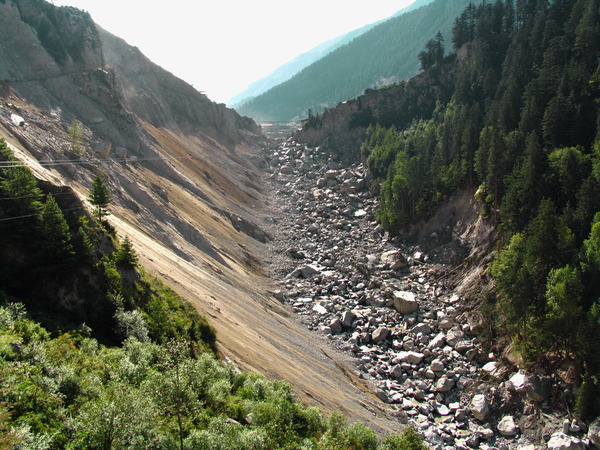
359,0,600,418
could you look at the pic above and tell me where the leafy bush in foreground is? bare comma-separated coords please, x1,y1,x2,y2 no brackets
0,305,424,450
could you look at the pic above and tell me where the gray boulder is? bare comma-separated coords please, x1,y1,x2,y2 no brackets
390,365,403,379
470,394,490,421
411,323,432,335
329,319,342,334
436,377,455,393
299,265,320,278
430,359,444,372
427,332,446,349
589,416,600,448
525,374,551,403
547,432,585,450
446,327,465,347
393,291,418,315
372,327,391,343
341,310,356,327
375,390,389,403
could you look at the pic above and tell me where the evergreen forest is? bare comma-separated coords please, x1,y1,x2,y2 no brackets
354,0,600,419
236,0,481,121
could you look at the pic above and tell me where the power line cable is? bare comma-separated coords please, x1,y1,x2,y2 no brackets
0,191,76,202
0,152,199,169
0,140,204,222
0,206,86,223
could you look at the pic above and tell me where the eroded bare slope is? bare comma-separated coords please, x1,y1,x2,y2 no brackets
0,0,401,433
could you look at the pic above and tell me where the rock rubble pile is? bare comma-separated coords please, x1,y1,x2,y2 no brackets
258,137,595,449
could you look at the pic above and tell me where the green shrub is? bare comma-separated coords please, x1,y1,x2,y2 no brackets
345,422,378,450
113,307,149,343
576,375,600,421
381,427,427,450
12,319,50,344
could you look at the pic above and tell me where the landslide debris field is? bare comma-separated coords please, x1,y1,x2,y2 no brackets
0,87,587,448
257,136,580,448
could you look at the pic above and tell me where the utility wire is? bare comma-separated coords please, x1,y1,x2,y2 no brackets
0,140,201,221
0,206,86,223
0,191,76,201
0,153,199,169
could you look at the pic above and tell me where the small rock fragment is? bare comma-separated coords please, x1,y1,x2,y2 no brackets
498,415,518,437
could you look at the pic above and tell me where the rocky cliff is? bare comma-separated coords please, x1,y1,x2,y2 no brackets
0,0,262,151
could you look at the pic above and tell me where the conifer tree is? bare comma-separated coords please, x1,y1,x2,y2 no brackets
0,144,43,217
526,198,576,313
574,0,600,71
115,235,138,269
501,132,546,234
88,174,112,222
543,92,573,148
545,264,583,358
67,120,84,156
490,233,535,341
452,15,468,50
38,194,74,264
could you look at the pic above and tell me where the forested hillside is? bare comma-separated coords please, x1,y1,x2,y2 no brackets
229,0,435,109
236,0,481,121
350,0,600,419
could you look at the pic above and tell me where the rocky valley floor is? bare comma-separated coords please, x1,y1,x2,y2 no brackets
1,87,597,448
255,134,599,450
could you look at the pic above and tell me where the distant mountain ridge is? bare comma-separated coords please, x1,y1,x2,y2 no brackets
236,0,481,121
228,0,434,109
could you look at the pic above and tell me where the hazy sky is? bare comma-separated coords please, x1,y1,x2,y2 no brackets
53,0,416,105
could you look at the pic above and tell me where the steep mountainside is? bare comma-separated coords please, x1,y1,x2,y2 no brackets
229,0,435,109
293,53,463,156
236,0,480,121
228,36,347,109
0,0,402,433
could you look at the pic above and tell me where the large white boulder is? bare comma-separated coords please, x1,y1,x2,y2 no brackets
508,372,528,392
497,415,518,437
393,291,418,314
381,250,408,270
470,394,490,421
398,351,424,365
547,432,585,450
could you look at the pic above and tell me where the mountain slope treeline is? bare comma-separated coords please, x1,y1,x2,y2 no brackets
313,0,600,419
0,104,425,450
235,0,481,122
228,0,435,110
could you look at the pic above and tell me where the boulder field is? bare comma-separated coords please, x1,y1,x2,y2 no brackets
258,135,597,450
